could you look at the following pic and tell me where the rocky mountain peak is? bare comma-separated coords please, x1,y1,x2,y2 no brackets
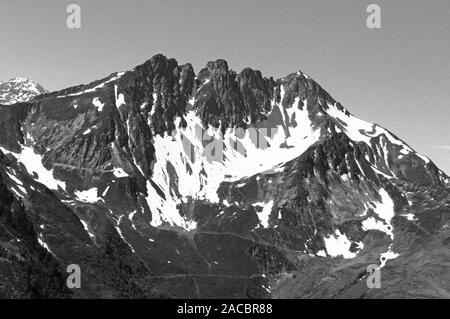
0,77,47,105
0,54,448,299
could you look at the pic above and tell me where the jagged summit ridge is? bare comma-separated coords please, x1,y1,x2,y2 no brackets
3,54,448,226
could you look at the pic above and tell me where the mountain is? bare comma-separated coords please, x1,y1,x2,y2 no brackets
0,78,47,105
0,54,448,299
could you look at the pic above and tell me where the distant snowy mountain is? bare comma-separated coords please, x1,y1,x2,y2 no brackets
0,77,47,105
0,55,448,299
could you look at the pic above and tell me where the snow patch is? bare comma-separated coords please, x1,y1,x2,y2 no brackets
102,186,110,197
114,85,126,108
128,210,137,231
113,168,128,178
75,188,102,203
323,229,359,259
324,102,432,168
37,232,54,255
115,215,135,253
379,245,399,268
252,200,274,228
1,145,66,191
6,171,23,186
92,97,105,112
80,220,95,240
403,213,416,221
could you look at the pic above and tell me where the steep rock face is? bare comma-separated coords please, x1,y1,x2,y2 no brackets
125,54,195,136
0,150,70,298
194,60,275,130
0,54,448,298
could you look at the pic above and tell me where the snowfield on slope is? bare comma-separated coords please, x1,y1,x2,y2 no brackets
324,101,432,165
0,144,66,192
143,88,320,229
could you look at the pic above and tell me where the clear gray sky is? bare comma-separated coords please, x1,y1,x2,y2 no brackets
1,0,449,174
